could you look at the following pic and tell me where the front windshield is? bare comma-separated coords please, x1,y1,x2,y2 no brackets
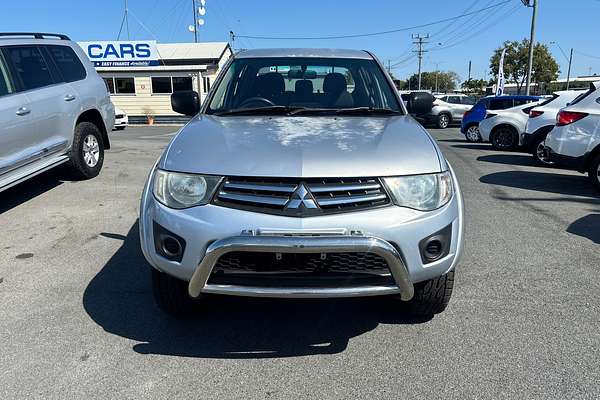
207,57,402,115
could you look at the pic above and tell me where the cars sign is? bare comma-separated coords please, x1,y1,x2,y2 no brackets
78,40,159,67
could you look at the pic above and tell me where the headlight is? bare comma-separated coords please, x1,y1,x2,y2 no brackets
383,171,453,211
153,169,222,209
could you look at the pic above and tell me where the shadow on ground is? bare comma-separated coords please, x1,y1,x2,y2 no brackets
83,221,430,359
480,170,600,199
452,143,492,150
0,168,65,214
477,154,537,167
567,214,600,244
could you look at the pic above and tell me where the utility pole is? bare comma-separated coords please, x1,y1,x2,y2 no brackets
192,0,198,43
412,34,429,90
523,0,538,95
387,59,391,74
125,0,130,39
566,48,573,90
468,60,472,82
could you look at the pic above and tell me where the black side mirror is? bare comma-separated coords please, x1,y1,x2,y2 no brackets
171,90,200,116
407,92,434,116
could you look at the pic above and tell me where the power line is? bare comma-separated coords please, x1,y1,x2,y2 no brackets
235,1,512,40
432,4,521,52
575,50,600,60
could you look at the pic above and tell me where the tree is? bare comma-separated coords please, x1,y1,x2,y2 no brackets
461,79,487,95
406,71,459,92
490,39,559,94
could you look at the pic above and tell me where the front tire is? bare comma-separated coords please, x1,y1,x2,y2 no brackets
437,113,450,129
68,122,104,179
152,268,202,317
587,153,600,192
403,270,455,316
491,126,518,151
465,125,481,142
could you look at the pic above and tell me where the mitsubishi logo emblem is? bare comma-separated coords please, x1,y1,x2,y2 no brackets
285,184,318,210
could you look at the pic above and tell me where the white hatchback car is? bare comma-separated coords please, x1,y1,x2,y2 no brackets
0,32,114,192
522,90,584,165
479,99,542,151
113,106,128,130
545,82,600,191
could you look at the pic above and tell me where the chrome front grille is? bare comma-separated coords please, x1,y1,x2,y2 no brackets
213,176,390,216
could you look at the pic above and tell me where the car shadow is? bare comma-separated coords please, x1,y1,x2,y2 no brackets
480,170,600,199
83,221,431,359
0,168,65,215
477,154,537,167
451,143,491,150
567,214,600,244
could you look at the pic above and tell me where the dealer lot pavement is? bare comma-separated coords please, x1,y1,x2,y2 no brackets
1,126,598,399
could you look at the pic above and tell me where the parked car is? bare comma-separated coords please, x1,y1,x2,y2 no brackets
113,106,128,130
140,49,464,317
428,94,477,129
0,32,114,192
478,98,543,150
522,90,584,165
545,82,600,191
461,95,540,142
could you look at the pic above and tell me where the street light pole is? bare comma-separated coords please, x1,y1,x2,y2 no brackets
525,0,538,95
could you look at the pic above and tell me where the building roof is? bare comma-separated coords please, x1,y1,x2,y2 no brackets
156,42,230,61
235,48,372,59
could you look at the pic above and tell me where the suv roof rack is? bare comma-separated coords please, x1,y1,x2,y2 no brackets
0,32,70,40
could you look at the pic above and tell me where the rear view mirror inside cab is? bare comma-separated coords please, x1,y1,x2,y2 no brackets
288,69,317,79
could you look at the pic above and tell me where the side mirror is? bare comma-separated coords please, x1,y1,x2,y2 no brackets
406,92,434,116
171,90,200,116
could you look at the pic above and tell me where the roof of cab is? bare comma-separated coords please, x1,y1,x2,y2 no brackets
235,48,373,59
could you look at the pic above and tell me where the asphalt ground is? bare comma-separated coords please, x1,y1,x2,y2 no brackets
1,126,599,399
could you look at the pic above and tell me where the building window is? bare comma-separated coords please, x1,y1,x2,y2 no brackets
151,76,193,94
114,77,135,94
103,77,115,94
203,76,211,93
151,77,172,94
173,76,193,92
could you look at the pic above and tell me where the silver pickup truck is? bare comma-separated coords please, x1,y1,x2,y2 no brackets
139,48,464,317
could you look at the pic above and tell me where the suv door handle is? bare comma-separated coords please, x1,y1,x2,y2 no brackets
64,94,76,102
16,107,30,116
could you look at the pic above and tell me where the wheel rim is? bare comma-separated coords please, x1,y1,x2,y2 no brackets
440,115,449,128
466,126,480,142
596,163,600,184
82,135,100,168
535,142,553,165
494,129,514,149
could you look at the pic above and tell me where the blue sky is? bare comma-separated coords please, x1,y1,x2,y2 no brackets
4,0,600,82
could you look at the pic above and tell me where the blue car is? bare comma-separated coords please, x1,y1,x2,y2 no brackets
461,95,541,142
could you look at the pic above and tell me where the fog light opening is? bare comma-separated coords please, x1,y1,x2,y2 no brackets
161,235,183,258
424,239,443,261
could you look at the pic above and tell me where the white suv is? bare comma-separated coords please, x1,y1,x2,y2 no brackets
545,82,600,191
0,33,114,192
522,90,583,165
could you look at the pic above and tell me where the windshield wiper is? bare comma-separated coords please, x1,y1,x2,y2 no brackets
214,106,305,116
334,107,401,115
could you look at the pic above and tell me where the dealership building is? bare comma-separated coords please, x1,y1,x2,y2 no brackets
78,40,232,123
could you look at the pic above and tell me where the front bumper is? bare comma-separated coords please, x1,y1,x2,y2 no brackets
139,167,464,300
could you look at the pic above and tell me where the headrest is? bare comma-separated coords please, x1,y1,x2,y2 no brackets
323,72,347,94
255,72,285,97
295,79,313,96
